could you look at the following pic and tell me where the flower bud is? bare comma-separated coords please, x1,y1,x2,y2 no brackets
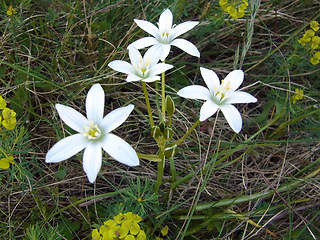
165,95,175,116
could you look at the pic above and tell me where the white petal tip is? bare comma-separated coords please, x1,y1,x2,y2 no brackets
87,177,96,183
125,104,135,113
123,155,139,167
199,116,207,122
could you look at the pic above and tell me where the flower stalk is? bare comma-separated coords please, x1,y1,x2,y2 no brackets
141,82,154,126
154,145,165,193
161,68,166,120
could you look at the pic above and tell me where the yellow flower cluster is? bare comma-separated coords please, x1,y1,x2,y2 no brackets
298,21,320,65
92,212,146,240
0,156,14,170
292,88,304,104
0,96,17,130
153,225,169,240
219,0,248,19
7,5,17,16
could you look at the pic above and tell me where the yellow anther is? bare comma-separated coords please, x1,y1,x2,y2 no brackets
83,121,101,140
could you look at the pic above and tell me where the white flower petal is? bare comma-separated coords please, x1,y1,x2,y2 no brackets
149,63,173,76
225,91,257,104
46,134,87,163
160,44,171,61
128,45,142,67
102,133,139,167
126,74,142,82
177,85,210,100
86,84,105,123
144,45,162,66
129,37,159,49
223,70,244,91
158,9,173,32
108,60,135,75
171,21,199,39
200,67,220,93
55,104,88,133
134,19,160,39
220,104,242,133
100,105,134,133
199,100,219,121
83,142,102,183
142,75,161,82
170,38,200,58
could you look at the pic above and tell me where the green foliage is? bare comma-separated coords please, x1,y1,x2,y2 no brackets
24,223,62,240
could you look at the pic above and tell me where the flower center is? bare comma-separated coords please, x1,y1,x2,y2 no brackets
213,79,232,103
136,56,151,77
141,67,147,75
215,91,226,101
83,121,101,140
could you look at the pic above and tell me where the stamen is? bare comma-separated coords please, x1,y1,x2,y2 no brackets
83,121,101,140
162,32,169,37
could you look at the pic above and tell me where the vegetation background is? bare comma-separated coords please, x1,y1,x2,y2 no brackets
0,0,319,239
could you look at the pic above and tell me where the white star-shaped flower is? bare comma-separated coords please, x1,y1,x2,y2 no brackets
108,45,173,82
45,83,139,183
129,9,200,61
177,67,257,133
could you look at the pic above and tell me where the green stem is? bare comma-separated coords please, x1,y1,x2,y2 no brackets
155,81,163,122
141,82,154,127
174,119,201,146
154,146,165,193
161,71,166,120
167,115,172,127
0,147,8,157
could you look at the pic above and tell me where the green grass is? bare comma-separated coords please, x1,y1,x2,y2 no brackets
1,0,320,239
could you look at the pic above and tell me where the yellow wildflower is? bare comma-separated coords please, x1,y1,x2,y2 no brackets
310,21,319,31
123,220,140,235
136,230,147,240
2,107,16,119
93,212,145,240
2,117,16,130
124,235,135,240
310,36,320,49
0,156,14,170
7,5,17,16
313,51,320,59
160,225,169,236
219,0,228,11
220,0,248,19
303,29,315,43
310,56,319,65
310,52,320,65
292,88,304,104
92,229,102,240
298,37,307,46
227,6,238,19
0,96,6,109
2,108,17,130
